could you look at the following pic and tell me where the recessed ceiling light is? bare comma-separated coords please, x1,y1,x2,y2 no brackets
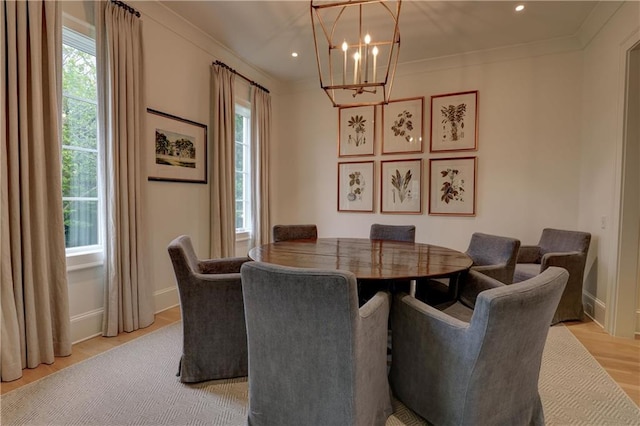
291,52,298,58
515,4,525,12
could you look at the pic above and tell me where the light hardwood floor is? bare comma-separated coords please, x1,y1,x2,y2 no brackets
564,318,640,406
1,307,638,407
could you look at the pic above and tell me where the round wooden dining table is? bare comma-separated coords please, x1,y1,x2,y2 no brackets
247,237,472,281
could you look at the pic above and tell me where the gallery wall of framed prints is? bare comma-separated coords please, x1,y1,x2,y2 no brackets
335,91,479,217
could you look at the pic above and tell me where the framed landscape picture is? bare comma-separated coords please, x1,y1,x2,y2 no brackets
147,108,207,183
382,97,424,154
338,161,375,212
380,158,422,214
429,156,477,216
430,90,478,153
339,105,375,157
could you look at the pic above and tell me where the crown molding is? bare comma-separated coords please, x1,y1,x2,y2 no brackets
575,1,625,48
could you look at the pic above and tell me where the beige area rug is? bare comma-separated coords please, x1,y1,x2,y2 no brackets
2,323,638,425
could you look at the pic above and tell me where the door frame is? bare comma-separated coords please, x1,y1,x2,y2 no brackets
607,31,640,338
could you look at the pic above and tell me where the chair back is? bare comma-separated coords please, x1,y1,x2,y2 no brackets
241,261,390,425
272,224,318,242
538,228,591,255
167,235,201,279
369,223,415,242
466,232,521,283
462,267,568,422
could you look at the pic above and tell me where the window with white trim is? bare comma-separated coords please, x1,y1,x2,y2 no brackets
62,27,102,258
235,104,252,235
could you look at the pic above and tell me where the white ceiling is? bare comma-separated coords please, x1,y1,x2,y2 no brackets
159,1,601,83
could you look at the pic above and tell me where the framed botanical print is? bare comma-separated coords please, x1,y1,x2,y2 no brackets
339,105,375,157
147,108,208,183
338,161,375,212
380,158,422,214
429,156,477,216
382,97,424,154
430,90,478,153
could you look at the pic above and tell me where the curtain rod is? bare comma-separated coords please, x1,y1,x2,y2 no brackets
110,0,141,18
213,60,270,94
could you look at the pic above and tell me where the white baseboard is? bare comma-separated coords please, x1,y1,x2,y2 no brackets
154,286,179,312
70,308,104,344
583,291,606,326
70,286,179,344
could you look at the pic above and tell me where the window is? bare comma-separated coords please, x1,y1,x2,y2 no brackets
62,27,100,254
235,104,251,235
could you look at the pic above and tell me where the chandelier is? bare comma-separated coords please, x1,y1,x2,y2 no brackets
310,0,402,107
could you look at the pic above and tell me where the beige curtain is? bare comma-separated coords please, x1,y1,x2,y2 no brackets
249,88,272,248
210,64,236,258
1,0,72,382
96,1,154,336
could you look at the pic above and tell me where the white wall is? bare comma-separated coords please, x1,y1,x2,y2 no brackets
579,1,640,331
275,50,584,253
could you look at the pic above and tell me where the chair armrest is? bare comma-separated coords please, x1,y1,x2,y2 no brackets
470,264,509,284
359,290,390,319
540,251,583,274
193,271,243,283
199,257,250,274
517,245,541,263
390,293,471,420
395,293,469,335
356,290,391,403
357,291,391,351
178,272,244,328
459,269,506,309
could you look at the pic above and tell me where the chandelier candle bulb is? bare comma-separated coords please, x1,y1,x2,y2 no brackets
342,41,348,85
364,34,370,82
353,52,359,84
358,46,362,83
372,46,378,83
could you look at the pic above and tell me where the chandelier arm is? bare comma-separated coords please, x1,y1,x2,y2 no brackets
313,0,382,10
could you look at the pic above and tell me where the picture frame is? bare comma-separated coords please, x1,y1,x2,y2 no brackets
429,156,477,216
382,97,424,154
147,108,207,183
339,105,375,157
430,90,478,153
338,161,375,212
380,158,422,214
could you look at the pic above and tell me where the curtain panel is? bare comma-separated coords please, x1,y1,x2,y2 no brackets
249,88,271,248
210,65,236,258
96,1,154,336
1,0,72,381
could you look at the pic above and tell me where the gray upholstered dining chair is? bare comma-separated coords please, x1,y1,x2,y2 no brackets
361,223,416,302
514,228,591,324
390,267,568,426
240,261,392,426
466,232,521,283
167,235,249,383
416,232,520,305
369,223,416,242
272,224,318,242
